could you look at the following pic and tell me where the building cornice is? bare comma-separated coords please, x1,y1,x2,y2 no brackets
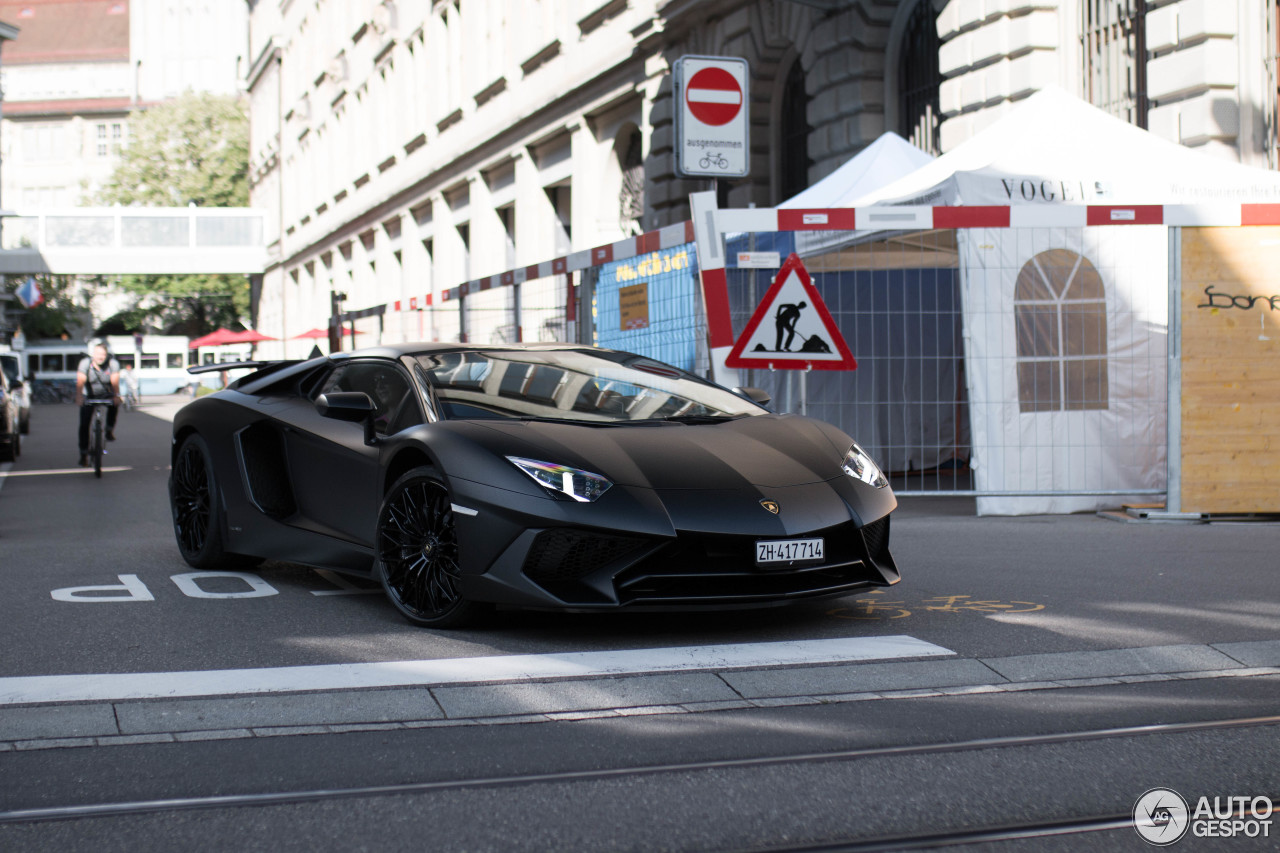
277,61,648,272
1,96,140,118
245,36,281,92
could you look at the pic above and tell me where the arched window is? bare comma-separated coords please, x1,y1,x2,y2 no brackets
777,59,811,202
1015,249,1109,412
899,0,941,154
618,126,644,234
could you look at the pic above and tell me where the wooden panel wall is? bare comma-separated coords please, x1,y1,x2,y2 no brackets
1180,227,1280,513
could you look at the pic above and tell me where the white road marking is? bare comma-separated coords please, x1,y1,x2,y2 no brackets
0,636,953,705
0,466,132,478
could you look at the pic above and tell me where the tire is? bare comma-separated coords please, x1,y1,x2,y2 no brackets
19,413,29,435
92,416,103,478
0,434,14,463
375,467,480,628
170,433,250,569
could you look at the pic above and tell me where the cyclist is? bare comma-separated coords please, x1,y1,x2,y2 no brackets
75,343,121,467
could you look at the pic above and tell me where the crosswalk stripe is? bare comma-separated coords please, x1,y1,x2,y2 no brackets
0,636,953,705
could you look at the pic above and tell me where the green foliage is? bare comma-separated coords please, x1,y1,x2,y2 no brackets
98,91,249,208
2,275,85,339
97,91,252,335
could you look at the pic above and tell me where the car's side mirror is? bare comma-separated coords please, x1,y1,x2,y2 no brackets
316,391,378,444
10,380,21,391
735,387,771,407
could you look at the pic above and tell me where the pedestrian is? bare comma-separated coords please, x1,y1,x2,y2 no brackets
74,342,121,466
121,363,139,408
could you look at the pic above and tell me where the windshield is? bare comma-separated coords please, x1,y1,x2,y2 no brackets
415,349,766,423
0,356,18,384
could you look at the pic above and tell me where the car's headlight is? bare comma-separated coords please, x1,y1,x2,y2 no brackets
841,444,888,489
506,457,613,502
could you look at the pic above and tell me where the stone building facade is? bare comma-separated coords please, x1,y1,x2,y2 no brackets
247,0,1280,356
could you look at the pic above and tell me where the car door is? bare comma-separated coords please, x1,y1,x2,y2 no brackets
274,359,416,546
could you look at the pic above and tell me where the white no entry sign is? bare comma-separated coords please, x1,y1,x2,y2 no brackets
686,67,742,126
675,55,749,179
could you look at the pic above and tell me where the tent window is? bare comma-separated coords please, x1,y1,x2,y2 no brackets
1081,0,1148,129
1014,249,1109,412
899,0,941,154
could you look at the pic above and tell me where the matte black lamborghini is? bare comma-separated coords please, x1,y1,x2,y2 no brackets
169,343,899,627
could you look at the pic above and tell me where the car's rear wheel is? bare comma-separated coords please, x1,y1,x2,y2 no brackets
170,433,248,569
376,467,479,628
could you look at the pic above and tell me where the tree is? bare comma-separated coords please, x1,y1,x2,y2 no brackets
1,274,89,340
96,91,252,334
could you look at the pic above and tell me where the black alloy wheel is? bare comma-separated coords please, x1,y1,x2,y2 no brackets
376,467,479,628
170,433,244,569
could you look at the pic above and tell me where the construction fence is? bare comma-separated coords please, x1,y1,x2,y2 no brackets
331,198,1280,514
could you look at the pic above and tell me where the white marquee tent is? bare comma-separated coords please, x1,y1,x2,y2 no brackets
853,87,1280,514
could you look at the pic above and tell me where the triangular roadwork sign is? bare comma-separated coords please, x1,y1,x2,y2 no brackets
725,252,856,371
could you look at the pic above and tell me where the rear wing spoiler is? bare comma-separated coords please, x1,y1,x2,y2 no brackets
186,360,296,375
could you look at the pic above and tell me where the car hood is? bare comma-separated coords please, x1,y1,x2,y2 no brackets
469,414,848,489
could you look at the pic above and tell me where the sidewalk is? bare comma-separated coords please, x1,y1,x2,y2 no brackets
131,394,193,424
2,639,1278,751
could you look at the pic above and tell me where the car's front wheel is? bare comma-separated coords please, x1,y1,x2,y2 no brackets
375,467,479,628
170,433,246,569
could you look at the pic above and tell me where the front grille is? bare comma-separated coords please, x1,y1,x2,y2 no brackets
613,520,884,606
522,528,651,603
861,515,890,562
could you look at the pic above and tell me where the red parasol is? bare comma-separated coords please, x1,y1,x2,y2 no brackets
188,328,240,349
292,327,364,339
225,329,278,343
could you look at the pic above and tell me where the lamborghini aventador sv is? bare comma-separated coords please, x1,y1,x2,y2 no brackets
169,343,898,627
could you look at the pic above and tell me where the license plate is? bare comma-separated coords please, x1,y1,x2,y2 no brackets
756,537,824,564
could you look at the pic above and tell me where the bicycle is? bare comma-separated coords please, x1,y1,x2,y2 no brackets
121,388,139,411
84,397,114,478
699,151,729,170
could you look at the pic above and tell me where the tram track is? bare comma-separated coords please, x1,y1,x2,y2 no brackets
4,712,1278,829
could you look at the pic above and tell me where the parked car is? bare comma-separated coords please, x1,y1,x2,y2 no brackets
0,351,30,435
0,364,21,462
169,343,898,627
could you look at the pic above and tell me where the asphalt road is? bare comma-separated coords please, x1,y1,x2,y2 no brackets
1,397,1278,851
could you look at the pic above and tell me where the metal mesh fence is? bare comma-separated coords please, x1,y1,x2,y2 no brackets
727,230,968,492
593,242,707,373
462,285,518,345
520,273,571,343
721,225,1167,507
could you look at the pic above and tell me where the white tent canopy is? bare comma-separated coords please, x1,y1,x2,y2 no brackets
855,87,1280,208
852,88,1280,515
781,131,935,208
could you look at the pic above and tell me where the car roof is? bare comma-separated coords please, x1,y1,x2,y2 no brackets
329,341,601,362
